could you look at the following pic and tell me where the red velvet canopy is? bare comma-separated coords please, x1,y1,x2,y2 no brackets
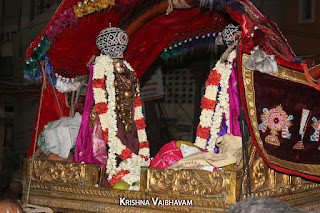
25,0,295,157
25,0,296,77
26,0,318,183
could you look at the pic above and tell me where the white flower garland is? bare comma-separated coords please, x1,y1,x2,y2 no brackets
195,50,236,151
93,55,149,190
207,60,232,150
55,74,81,93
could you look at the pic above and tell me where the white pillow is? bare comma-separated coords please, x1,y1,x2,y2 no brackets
180,143,202,158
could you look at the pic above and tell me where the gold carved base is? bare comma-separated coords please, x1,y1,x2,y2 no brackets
265,135,280,146
293,141,305,150
23,144,320,212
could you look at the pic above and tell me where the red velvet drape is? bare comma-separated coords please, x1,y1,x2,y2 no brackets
27,81,70,157
27,8,223,157
47,8,223,78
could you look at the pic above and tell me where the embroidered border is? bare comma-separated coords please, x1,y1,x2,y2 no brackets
241,53,320,176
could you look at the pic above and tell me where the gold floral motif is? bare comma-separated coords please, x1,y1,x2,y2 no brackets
252,157,267,191
240,142,320,200
147,168,227,197
267,168,276,189
74,0,115,18
300,203,320,211
24,153,320,212
282,174,292,186
25,158,99,187
26,183,229,212
292,176,302,186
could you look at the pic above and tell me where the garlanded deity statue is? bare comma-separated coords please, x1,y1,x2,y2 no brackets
74,26,149,190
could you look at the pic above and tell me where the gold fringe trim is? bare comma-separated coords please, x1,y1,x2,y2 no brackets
74,0,115,18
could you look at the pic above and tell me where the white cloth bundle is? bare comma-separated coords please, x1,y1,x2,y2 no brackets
37,112,82,159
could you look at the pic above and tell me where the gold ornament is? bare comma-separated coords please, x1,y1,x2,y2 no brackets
133,92,137,99
125,123,133,133
89,107,97,128
124,90,133,99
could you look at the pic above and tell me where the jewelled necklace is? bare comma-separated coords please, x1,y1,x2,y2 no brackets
114,71,137,133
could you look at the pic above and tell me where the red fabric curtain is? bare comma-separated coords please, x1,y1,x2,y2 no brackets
27,82,70,157
27,8,223,157
47,8,222,78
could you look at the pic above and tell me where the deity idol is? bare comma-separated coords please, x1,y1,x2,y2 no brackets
74,26,150,190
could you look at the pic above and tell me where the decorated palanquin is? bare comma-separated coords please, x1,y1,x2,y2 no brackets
22,0,320,212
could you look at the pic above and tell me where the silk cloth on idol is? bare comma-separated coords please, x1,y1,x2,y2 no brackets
74,65,107,167
228,61,241,137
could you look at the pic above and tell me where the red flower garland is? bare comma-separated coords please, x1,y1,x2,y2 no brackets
201,97,216,110
205,69,221,86
134,96,143,107
135,118,146,130
196,67,221,142
140,155,148,161
196,126,211,139
92,78,105,88
103,129,109,143
139,141,149,149
95,102,108,114
110,170,130,186
119,148,133,160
